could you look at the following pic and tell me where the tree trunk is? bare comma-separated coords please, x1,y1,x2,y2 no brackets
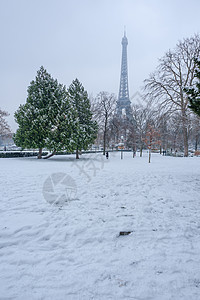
43,149,56,159
182,111,188,157
183,126,188,157
103,115,108,156
149,149,151,163
195,134,198,151
37,148,43,159
103,131,106,155
173,139,176,152
76,148,79,159
140,145,143,157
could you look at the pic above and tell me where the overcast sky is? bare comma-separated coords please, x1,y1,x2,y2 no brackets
0,0,200,131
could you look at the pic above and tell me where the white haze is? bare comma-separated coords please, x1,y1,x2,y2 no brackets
0,0,200,131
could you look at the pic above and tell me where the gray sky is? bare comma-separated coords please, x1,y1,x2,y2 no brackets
0,0,200,131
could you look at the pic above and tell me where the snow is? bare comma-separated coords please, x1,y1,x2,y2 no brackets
0,152,200,300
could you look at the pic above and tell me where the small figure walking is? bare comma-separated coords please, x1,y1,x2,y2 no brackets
106,151,109,159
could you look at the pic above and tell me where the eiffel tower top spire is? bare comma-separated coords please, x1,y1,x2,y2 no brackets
116,30,132,119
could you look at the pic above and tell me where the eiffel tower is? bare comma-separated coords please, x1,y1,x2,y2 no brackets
116,31,132,120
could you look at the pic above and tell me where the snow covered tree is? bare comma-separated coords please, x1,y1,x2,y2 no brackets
14,66,77,158
185,59,200,118
0,108,11,136
67,78,98,159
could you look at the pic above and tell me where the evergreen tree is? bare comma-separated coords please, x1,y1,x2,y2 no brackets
185,59,200,117
14,66,77,158
67,79,98,159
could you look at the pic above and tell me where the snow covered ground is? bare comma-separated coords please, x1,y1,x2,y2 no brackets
0,151,200,300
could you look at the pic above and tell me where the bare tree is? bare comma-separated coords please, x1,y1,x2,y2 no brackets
144,124,161,163
0,108,11,136
109,116,122,148
190,114,200,151
144,34,200,156
125,122,136,155
93,92,116,155
132,102,155,156
167,112,183,152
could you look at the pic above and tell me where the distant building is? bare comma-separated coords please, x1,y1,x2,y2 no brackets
116,31,132,121
115,31,135,149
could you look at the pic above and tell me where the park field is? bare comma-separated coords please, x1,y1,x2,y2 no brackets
0,152,200,300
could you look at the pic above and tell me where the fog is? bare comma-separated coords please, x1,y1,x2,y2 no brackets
0,0,199,131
